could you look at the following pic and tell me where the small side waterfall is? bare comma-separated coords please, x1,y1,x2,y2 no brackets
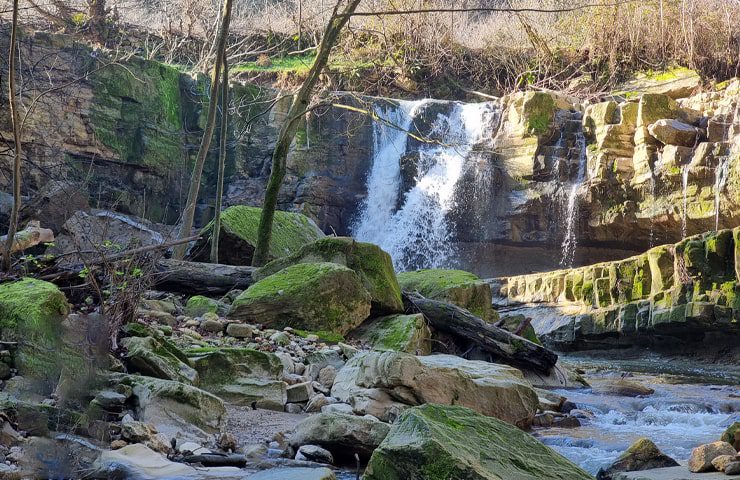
714,99,739,231
560,130,588,268
353,100,499,271
681,164,690,238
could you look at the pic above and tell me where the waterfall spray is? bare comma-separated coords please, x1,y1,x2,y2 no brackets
353,100,498,271
560,130,588,268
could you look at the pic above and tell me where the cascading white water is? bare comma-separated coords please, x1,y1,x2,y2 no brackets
353,100,498,271
681,164,690,238
713,99,739,231
352,100,426,243
560,131,588,268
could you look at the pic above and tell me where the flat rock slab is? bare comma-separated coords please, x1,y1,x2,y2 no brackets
614,464,731,480
95,444,248,479
247,467,336,480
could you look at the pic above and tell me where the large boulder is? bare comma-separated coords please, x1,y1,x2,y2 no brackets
187,347,287,410
255,237,403,314
331,351,539,427
288,412,390,462
229,262,371,335
397,269,496,321
596,438,679,480
49,210,171,265
190,205,324,265
116,375,226,443
93,443,247,479
0,278,71,394
363,404,593,480
349,314,431,354
688,441,737,472
121,334,198,385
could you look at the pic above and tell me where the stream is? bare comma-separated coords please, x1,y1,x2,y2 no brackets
536,354,740,475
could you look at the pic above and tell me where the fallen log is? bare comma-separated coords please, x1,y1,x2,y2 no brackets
180,452,247,468
404,291,557,374
0,221,54,256
153,259,255,295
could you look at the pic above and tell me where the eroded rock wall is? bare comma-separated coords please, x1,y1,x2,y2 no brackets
492,228,740,350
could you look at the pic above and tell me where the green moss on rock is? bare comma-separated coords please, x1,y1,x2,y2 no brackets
89,59,185,172
0,278,71,389
398,269,496,321
255,237,403,313
363,404,593,480
229,262,371,335
349,313,431,354
192,205,325,265
184,295,220,317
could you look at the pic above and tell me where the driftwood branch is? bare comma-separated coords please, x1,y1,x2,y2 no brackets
0,221,54,257
404,291,557,374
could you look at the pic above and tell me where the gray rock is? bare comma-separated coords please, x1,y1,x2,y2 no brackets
225,323,254,339
318,366,337,388
296,444,334,464
289,412,390,460
201,318,225,334
287,382,313,403
285,403,304,414
95,390,128,410
725,462,740,475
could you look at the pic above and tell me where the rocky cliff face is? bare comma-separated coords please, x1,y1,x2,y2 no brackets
2,31,739,278
491,228,740,352
0,30,373,233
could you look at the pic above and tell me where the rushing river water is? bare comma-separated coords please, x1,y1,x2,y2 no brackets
536,355,740,475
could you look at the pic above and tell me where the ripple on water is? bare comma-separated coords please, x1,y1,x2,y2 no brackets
536,367,739,475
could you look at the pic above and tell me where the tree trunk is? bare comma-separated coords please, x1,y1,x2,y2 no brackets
3,0,22,272
405,292,558,374
172,0,234,260
252,0,362,267
153,259,255,295
210,51,229,263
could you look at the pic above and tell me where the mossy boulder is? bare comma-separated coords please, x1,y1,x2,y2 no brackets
0,278,71,394
229,262,371,335
187,347,287,410
596,438,679,480
721,422,740,450
120,335,198,385
349,314,431,354
184,295,220,317
190,205,324,265
363,403,593,480
255,237,403,314
397,269,496,321
115,374,226,443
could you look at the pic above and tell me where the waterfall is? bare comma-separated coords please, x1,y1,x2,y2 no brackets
560,131,588,268
681,164,690,238
714,99,739,231
352,100,426,243
353,100,499,271
648,173,656,248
